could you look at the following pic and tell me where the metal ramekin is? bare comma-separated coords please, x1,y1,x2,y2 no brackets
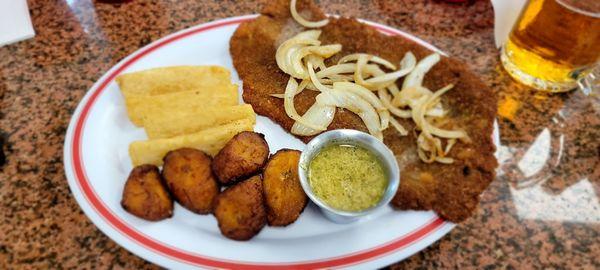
298,129,400,224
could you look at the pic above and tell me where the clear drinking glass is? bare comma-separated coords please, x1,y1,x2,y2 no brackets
500,0,600,93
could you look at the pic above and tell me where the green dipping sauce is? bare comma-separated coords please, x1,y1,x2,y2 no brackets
308,144,387,212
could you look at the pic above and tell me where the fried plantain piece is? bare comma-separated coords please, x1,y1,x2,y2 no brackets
211,131,269,185
162,148,220,214
213,175,267,241
121,165,173,221
262,149,307,226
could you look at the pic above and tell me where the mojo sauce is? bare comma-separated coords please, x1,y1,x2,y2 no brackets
308,144,387,212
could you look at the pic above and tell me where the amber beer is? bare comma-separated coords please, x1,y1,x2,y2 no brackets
501,0,600,92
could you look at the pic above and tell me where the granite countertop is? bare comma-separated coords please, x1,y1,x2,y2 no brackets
0,0,598,268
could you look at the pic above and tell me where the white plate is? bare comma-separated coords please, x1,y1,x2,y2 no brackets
63,15,467,269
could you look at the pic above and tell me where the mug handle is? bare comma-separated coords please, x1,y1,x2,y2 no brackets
578,66,599,96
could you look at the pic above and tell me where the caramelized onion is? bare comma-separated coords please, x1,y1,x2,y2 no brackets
291,100,336,136
444,139,456,155
402,53,440,90
387,83,401,98
366,52,416,85
275,14,463,164
307,61,334,92
435,157,454,164
378,88,411,118
420,84,467,139
338,53,396,70
333,82,389,129
317,89,383,140
291,44,342,79
290,0,329,28
353,54,378,89
389,117,408,136
283,77,326,130
316,63,356,78
275,30,321,75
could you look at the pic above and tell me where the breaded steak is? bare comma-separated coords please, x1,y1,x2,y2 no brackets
230,0,497,222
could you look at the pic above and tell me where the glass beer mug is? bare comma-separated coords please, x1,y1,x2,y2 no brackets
501,0,600,93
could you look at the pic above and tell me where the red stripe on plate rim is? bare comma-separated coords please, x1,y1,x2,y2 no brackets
69,15,448,269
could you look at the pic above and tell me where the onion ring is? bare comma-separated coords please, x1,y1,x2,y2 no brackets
378,88,411,118
338,53,396,70
291,100,336,136
317,89,383,140
283,77,327,130
366,52,416,85
290,0,329,28
402,53,441,90
389,117,408,136
333,82,390,129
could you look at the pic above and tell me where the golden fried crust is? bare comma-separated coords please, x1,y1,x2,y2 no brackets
162,148,220,214
230,1,498,222
211,131,270,185
213,175,267,241
121,165,173,221
263,149,307,226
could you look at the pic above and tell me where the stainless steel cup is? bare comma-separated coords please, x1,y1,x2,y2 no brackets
298,129,400,223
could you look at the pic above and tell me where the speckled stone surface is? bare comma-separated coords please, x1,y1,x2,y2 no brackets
0,0,598,269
